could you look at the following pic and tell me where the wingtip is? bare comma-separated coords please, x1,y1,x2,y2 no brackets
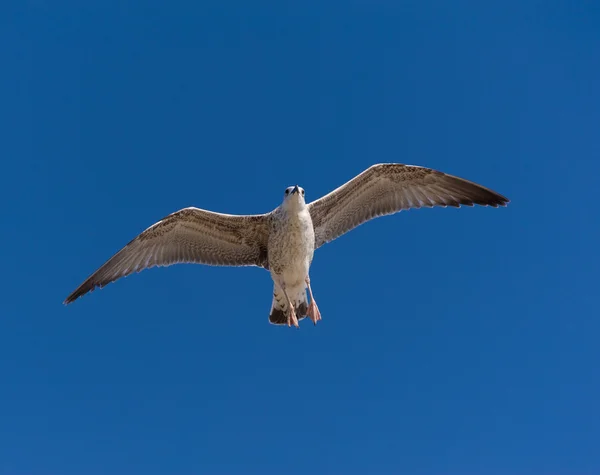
481,189,509,208
495,195,510,207
63,288,85,305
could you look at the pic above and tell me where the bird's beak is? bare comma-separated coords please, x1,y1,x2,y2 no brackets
291,185,299,195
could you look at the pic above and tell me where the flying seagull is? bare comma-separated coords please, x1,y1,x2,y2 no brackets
64,163,509,327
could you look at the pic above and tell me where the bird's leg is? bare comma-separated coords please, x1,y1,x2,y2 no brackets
280,285,299,328
305,275,322,325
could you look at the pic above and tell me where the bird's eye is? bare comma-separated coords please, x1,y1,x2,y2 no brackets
301,190,305,196
285,189,289,195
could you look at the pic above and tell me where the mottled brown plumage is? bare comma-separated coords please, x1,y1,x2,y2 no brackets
64,163,509,325
308,164,508,248
64,208,270,304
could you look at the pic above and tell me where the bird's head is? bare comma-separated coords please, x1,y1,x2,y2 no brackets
282,184,306,210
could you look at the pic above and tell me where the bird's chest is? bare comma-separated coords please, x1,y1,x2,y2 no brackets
268,211,315,278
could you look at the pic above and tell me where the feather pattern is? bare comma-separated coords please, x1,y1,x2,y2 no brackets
308,163,509,248
64,207,270,304
65,163,509,312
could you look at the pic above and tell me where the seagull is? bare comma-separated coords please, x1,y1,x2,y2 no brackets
64,163,509,327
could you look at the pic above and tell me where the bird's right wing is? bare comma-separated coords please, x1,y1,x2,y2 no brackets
64,207,271,304
308,163,509,249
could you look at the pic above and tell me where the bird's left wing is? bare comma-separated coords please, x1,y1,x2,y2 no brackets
64,207,271,304
308,163,509,249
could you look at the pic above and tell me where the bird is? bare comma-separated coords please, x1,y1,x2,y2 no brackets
64,163,509,327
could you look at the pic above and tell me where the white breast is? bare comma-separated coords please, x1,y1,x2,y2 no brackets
268,208,315,290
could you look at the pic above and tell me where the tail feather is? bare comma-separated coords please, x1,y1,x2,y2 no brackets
269,287,308,325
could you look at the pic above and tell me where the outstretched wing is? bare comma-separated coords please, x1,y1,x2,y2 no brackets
64,207,271,304
308,163,509,249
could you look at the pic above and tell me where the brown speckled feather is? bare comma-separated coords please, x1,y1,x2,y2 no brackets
308,163,509,248
64,207,271,304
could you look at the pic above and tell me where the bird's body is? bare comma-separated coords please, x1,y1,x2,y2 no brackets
64,163,510,327
268,189,316,325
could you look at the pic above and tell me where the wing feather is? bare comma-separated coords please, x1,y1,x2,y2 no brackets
308,163,509,248
64,207,271,304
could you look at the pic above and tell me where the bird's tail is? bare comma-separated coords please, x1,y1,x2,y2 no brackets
269,287,308,325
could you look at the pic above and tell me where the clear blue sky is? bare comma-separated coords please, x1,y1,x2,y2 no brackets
1,1,598,474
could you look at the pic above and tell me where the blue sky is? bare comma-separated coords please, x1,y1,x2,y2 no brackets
1,1,599,473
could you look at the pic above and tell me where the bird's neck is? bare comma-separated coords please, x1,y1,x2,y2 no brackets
281,204,309,221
